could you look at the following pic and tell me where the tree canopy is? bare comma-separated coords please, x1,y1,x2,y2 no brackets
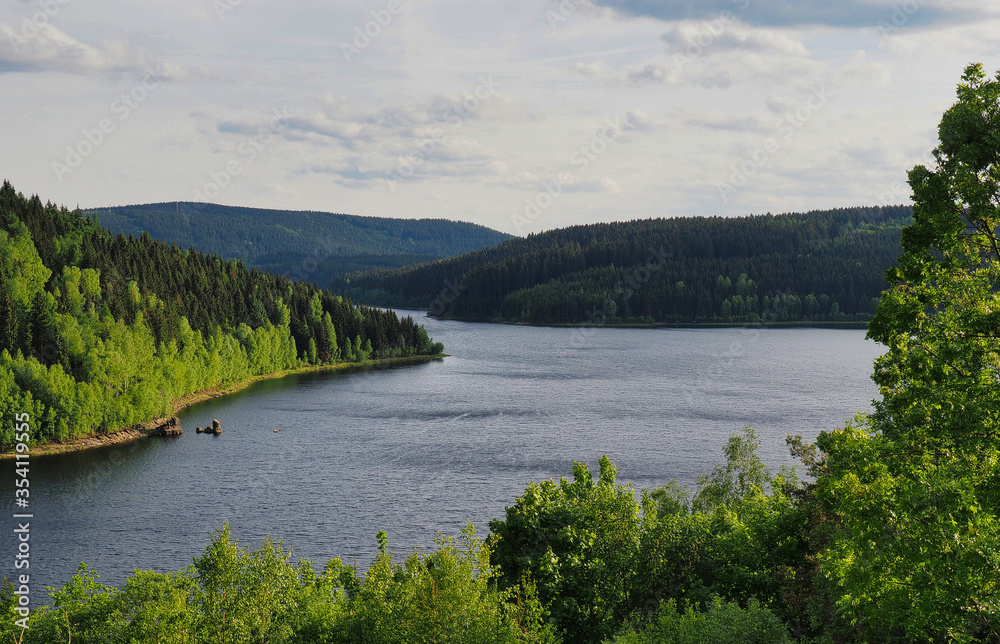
89,201,511,287
338,206,910,325
0,182,443,450
818,63,1000,641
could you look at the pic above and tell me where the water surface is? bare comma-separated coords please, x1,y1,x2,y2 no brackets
3,314,883,591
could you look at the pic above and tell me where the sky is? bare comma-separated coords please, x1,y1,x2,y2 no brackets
1,0,998,236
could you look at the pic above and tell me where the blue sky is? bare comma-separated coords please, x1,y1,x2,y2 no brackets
2,0,998,234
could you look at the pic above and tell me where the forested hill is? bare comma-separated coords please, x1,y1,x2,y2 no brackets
336,206,911,325
86,202,511,287
0,181,442,451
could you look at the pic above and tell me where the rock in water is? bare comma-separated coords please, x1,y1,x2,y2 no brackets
159,417,183,437
211,419,222,435
196,426,204,434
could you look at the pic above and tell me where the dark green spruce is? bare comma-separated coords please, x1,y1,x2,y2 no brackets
337,206,910,325
86,201,512,287
0,181,443,451
2,63,997,644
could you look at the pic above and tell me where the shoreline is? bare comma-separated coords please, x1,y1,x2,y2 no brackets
375,306,871,330
420,315,871,330
3,354,445,459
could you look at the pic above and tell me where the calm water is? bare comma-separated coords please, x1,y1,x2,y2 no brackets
3,313,883,592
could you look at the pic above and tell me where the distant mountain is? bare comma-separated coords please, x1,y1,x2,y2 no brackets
86,202,511,287
0,181,442,451
335,206,911,326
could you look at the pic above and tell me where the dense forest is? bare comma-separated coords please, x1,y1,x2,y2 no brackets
1,63,999,644
0,181,443,451
337,206,910,325
88,202,511,287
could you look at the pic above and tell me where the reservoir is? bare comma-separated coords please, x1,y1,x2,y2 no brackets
2,313,883,592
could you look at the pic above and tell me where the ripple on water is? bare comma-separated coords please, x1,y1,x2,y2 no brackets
1,315,883,591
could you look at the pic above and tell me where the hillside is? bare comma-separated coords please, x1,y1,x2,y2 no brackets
85,202,511,287
0,182,442,450
336,206,910,325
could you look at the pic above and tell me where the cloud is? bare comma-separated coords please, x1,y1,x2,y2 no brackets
576,51,826,89
0,22,182,78
563,176,623,193
660,20,807,56
588,0,985,29
831,50,893,89
622,108,654,131
685,115,771,133
876,15,1000,56
575,26,891,95
252,89,525,187
505,171,623,195
282,112,367,144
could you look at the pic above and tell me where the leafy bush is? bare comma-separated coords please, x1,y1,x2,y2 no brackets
4,524,555,644
611,596,793,644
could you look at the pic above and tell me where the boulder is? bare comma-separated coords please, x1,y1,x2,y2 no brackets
196,426,204,434
159,417,183,437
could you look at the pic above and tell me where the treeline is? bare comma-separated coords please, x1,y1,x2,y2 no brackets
3,424,992,643
3,64,994,644
0,432,806,644
337,206,910,325
0,181,442,450
88,202,511,286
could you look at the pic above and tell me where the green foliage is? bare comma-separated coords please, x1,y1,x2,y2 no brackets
87,201,511,287
490,434,812,644
817,64,1000,642
27,564,118,644
334,526,556,643
9,525,555,644
193,524,300,643
692,426,772,512
610,596,793,644
490,456,642,643
635,429,810,634
339,206,908,324
0,181,442,450
106,570,199,644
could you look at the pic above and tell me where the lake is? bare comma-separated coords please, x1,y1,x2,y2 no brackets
3,313,884,592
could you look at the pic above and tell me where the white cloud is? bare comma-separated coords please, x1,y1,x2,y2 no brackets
831,50,893,89
589,0,991,29
623,108,654,131
0,22,182,78
0,0,991,234
576,50,827,89
660,20,808,57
